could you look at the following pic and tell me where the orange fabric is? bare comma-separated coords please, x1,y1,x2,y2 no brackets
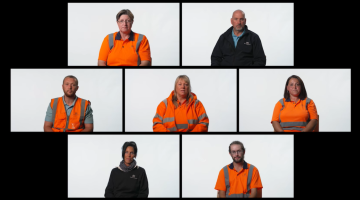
98,31,151,66
215,163,263,195
271,97,318,132
153,91,209,132
50,97,89,132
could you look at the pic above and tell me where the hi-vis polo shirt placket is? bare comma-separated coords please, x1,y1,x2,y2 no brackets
215,161,263,197
98,31,151,66
271,97,318,132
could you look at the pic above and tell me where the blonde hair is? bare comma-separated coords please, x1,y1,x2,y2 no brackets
172,75,193,109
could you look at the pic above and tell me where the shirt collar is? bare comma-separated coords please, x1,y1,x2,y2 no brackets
115,31,134,41
62,95,77,107
285,97,305,102
232,27,245,38
229,160,248,170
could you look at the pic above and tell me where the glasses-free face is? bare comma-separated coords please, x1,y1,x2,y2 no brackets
124,146,136,165
287,78,301,97
62,77,78,98
231,11,246,32
176,79,189,98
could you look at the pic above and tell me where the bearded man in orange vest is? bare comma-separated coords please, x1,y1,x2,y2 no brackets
43,75,93,132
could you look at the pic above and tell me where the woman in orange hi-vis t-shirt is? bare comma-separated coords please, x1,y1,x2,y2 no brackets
271,75,318,132
153,75,209,132
98,9,151,66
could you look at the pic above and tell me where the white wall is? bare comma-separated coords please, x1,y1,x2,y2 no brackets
182,135,293,197
68,3,179,66
11,69,122,132
239,69,351,131
182,3,293,66
125,69,237,132
68,135,179,197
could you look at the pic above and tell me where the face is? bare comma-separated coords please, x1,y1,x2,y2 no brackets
117,14,132,33
229,144,245,163
231,11,246,32
124,146,136,165
175,79,189,98
286,78,301,97
62,78,78,98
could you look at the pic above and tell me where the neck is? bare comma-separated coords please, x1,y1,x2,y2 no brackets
233,28,243,37
290,95,299,102
64,95,75,106
177,95,187,104
120,31,130,39
233,160,244,171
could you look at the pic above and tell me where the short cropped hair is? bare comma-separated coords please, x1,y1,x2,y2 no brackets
283,75,307,99
229,141,245,153
122,141,137,159
233,9,245,18
116,9,134,22
63,75,78,86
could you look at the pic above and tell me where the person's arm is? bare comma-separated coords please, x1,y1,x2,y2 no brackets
44,121,53,132
211,35,224,66
139,60,150,66
137,169,149,198
256,188,262,198
191,101,209,132
301,119,318,132
153,101,170,132
81,123,93,132
249,188,257,198
251,34,266,66
104,169,115,198
218,190,226,198
272,121,284,132
98,60,106,66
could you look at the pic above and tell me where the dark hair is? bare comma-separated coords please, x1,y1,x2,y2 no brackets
229,141,245,153
122,141,137,159
284,75,307,99
63,75,78,86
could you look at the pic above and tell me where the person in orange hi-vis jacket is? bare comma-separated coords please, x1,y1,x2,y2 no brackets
153,75,209,132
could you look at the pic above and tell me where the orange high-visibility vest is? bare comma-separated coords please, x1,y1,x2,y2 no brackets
50,97,90,132
153,91,209,132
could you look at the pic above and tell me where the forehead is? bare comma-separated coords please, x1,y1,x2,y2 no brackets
230,144,242,150
288,78,300,84
64,77,76,83
125,146,134,152
119,14,130,20
232,11,244,18
177,78,188,84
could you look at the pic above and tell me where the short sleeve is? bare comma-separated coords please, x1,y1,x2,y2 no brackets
214,168,226,191
138,35,151,62
84,104,93,124
271,101,283,123
45,102,52,122
250,166,263,190
98,34,111,62
308,99,318,120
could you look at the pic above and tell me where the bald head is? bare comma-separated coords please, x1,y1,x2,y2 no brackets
231,9,246,33
232,10,245,19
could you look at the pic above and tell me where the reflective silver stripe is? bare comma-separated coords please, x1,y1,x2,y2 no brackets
194,99,199,110
51,98,59,127
167,126,177,132
154,113,163,121
199,122,209,128
280,121,307,127
162,99,167,109
136,34,144,66
188,119,198,124
79,99,86,129
163,117,174,123
283,127,303,131
227,193,248,197
305,97,311,111
223,166,230,197
247,165,254,194
108,33,114,50
153,122,162,126
176,124,188,129
198,113,208,121
279,98,284,123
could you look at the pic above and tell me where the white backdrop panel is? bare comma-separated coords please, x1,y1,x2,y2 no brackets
11,69,122,132
182,3,293,66
68,3,179,66
125,69,237,132
68,135,179,197
182,135,294,197
239,69,351,131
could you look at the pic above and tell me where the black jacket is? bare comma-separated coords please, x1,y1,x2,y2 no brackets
104,166,149,198
211,25,266,66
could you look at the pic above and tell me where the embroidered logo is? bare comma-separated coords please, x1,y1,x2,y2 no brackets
130,175,137,179
244,42,251,45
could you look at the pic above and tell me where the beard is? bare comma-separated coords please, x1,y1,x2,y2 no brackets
232,155,244,163
234,25,244,32
63,90,76,98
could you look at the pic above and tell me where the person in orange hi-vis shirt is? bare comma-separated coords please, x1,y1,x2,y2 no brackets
271,75,318,132
43,75,93,132
153,75,209,132
98,9,151,66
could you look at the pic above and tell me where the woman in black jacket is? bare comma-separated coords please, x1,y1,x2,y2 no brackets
105,141,149,198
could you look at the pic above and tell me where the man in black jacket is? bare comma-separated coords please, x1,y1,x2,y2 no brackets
211,10,266,66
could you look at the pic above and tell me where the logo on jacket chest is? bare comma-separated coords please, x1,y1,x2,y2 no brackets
244,42,251,45
130,174,137,179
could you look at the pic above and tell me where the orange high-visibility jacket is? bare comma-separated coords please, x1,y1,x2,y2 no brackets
50,97,90,132
153,91,209,132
